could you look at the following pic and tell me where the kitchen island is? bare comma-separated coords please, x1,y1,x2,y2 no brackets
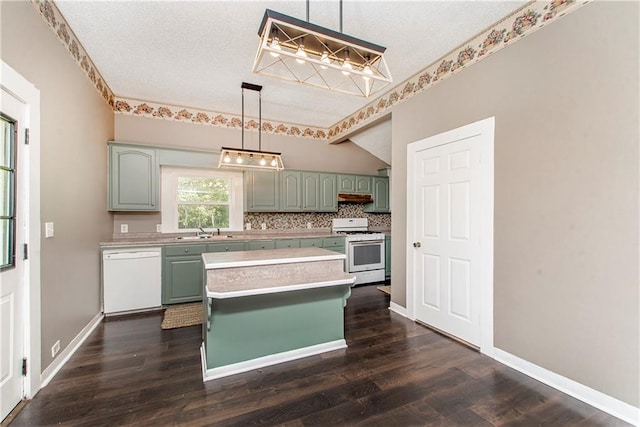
201,247,354,381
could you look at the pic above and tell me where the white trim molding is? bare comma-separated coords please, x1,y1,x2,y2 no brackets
389,302,410,319
40,313,103,388
494,348,640,426
201,340,346,382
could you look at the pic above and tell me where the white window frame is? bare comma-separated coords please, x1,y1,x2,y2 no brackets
161,166,244,232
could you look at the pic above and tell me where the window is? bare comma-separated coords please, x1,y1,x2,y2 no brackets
0,115,16,269
161,167,243,232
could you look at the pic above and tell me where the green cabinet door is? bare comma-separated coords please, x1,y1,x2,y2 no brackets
337,174,356,193
301,172,320,211
281,171,303,211
363,177,390,213
108,144,159,211
162,244,207,305
245,170,280,212
318,174,338,212
356,175,372,193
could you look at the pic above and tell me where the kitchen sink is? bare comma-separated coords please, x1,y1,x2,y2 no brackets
174,235,235,240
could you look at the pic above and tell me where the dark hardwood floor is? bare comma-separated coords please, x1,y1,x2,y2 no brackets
8,285,628,426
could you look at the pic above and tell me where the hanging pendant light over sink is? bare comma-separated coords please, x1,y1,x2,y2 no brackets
218,82,284,171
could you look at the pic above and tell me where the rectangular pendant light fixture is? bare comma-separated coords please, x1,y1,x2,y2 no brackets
218,82,284,171
252,9,392,98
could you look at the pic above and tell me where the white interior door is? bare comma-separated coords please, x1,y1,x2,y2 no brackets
0,87,27,421
407,118,494,349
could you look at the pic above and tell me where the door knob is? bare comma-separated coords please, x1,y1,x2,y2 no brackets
413,242,421,248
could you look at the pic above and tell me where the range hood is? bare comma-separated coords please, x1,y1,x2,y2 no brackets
337,193,373,204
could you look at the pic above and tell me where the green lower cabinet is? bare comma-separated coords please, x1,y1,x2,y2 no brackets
163,243,245,305
204,286,351,369
247,240,276,250
163,244,208,304
300,238,323,248
275,239,300,249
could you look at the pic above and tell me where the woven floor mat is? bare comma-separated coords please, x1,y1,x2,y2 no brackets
161,302,203,329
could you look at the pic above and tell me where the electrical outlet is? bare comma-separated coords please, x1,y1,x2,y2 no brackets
245,223,251,230
51,340,60,358
120,224,128,233
156,224,162,232
261,223,267,230
45,222,54,238
307,222,312,229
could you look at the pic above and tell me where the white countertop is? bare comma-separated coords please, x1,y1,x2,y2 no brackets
202,247,345,269
203,247,354,298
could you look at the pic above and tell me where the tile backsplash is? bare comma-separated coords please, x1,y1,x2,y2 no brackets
113,204,390,234
244,203,390,230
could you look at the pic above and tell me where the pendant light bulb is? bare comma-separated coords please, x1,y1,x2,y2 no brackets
320,51,330,69
223,153,231,163
271,157,277,167
236,154,243,164
269,29,281,57
342,49,352,75
296,38,308,64
259,156,267,166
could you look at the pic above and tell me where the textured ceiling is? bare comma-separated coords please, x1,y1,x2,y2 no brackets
55,1,527,130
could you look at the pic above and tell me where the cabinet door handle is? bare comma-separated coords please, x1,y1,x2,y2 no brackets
413,242,421,248
184,248,189,253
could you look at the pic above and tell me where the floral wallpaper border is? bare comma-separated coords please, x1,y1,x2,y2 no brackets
32,0,588,142
31,0,115,108
114,98,328,140
325,0,590,142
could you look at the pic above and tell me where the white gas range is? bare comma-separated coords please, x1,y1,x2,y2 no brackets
332,218,386,285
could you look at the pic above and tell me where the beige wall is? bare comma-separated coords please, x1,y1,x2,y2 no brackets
1,2,114,369
391,2,638,406
113,115,388,234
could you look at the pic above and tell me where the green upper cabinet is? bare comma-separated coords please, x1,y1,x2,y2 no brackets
245,170,280,212
281,171,303,211
338,174,372,194
108,144,159,211
363,177,391,213
301,172,320,211
318,173,338,212
337,174,356,193
251,170,338,213
356,175,372,193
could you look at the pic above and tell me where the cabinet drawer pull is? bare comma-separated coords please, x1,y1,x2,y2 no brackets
184,249,189,253
225,247,229,251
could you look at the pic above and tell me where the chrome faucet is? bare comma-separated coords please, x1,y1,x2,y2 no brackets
197,227,210,237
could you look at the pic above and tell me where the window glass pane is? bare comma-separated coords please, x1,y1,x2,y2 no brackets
0,170,10,216
0,219,10,267
178,204,230,229
177,177,229,202
0,118,12,168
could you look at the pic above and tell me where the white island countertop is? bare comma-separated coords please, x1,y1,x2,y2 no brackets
202,247,346,269
203,247,355,298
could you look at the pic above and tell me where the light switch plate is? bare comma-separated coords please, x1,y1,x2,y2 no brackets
156,224,162,232
120,224,129,233
45,222,54,238
261,223,266,230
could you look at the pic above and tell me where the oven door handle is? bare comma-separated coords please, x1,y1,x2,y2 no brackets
349,240,384,246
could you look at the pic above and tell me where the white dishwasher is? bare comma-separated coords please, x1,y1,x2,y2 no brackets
102,247,162,315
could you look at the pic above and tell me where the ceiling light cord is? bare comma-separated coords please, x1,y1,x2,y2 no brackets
340,0,343,33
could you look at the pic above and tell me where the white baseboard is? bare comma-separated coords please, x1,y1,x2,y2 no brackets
389,301,410,319
40,312,103,388
493,348,639,426
201,339,347,381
